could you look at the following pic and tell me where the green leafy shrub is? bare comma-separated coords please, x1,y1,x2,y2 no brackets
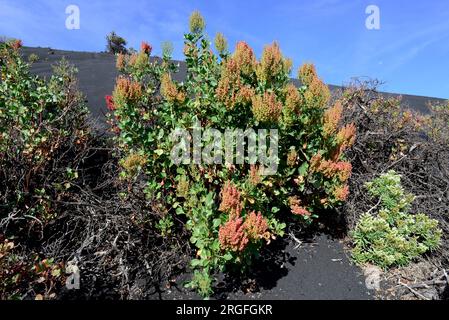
351,170,441,268
107,11,356,297
0,40,90,231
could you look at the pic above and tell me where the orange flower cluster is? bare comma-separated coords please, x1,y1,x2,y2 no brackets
218,217,249,252
249,165,261,186
219,181,242,218
216,58,255,110
284,83,303,114
303,76,330,109
244,211,270,242
116,53,126,71
256,42,292,83
333,185,349,201
310,154,352,182
251,92,282,123
336,123,356,151
160,73,185,103
291,205,311,216
219,211,271,252
129,51,149,70
12,39,23,50
288,197,311,216
113,76,142,106
298,63,318,86
323,101,343,136
298,63,330,109
233,41,256,76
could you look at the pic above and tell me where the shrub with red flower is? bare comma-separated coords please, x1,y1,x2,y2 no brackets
141,41,152,55
218,217,249,252
105,95,115,111
106,10,358,297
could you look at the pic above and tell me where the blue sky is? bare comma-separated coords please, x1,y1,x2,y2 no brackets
1,0,449,98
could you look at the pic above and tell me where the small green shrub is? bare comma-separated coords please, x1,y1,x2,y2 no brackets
351,170,441,268
28,53,39,63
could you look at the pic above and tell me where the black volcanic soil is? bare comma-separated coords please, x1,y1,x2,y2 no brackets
154,234,371,300
19,46,445,300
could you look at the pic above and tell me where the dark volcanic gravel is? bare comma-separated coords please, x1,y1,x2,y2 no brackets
157,234,371,300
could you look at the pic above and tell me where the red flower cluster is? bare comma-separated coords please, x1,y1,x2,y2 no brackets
160,73,185,103
233,41,256,76
256,42,292,83
12,39,22,50
291,205,311,216
310,154,352,182
105,95,115,111
113,76,142,106
249,165,261,185
336,123,356,151
219,211,271,252
288,196,311,216
323,101,343,137
333,185,349,201
141,41,152,55
218,217,249,252
244,211,269,242
219,181,242,218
